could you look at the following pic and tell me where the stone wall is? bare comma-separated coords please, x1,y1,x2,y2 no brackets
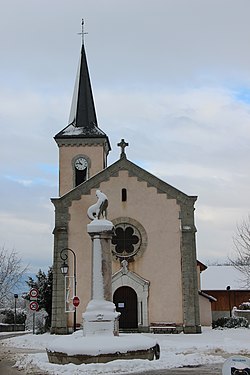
0,324,25,332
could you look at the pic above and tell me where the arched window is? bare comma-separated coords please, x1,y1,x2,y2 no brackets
75,168,87,186
121,188,127,202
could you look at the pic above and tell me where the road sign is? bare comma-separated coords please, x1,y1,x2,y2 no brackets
73,296,80,307
29,301,39,311
29,288,39,299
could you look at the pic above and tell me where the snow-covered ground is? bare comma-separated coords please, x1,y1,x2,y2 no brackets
2,328,250,374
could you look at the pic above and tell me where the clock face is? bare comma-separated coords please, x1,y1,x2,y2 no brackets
74,157,88,170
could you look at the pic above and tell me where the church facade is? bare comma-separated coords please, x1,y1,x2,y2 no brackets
51,44,201,334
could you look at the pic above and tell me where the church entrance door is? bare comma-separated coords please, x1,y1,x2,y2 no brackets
113,286,138,329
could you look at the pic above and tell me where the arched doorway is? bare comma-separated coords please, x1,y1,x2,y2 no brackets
113,286,138,329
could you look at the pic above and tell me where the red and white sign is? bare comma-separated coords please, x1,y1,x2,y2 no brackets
29,301,39,311
29,288,39,299
73,296,80,307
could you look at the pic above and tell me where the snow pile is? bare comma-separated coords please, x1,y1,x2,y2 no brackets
3,328,250,375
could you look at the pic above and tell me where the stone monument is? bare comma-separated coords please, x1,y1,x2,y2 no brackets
83,190,120,336
47,190,160,364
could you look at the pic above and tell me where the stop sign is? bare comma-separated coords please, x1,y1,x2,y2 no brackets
73,296,80,307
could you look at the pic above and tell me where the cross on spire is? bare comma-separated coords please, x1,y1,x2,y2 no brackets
78,19,88,45
117,139,129,158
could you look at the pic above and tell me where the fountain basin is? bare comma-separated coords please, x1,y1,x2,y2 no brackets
47,332,160,364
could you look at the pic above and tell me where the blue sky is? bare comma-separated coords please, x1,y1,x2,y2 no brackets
1,0,250,274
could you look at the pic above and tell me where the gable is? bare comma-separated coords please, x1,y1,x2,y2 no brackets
51,157,197,242
53,157,197,207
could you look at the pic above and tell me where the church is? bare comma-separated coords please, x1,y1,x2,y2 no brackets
50,42,202,335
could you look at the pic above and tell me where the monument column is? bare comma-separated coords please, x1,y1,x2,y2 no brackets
82,190,120,336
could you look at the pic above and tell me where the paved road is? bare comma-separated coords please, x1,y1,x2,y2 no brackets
123,363,223,374
0,353,25,375
0,335,48,375
0,331,30,341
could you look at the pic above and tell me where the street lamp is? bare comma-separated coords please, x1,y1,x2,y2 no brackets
60,248,77,332
226,285,231,317
14,294,18,331
60,261,69,276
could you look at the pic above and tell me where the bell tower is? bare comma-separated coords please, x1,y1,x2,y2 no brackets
54,42,111,196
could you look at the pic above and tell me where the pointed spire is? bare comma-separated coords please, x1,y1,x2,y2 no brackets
69,19,98,130
70,44,98,129
55,24,110,149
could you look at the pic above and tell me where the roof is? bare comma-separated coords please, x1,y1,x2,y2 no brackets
197,260,207,272
199,291,217,302
201,265,246,290
54,45,110,150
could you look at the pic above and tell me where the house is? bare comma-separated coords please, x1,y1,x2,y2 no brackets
202,265,250,321
197,261,216,326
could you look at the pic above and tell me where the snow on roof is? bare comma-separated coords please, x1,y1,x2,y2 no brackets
201,265,247,290
61,123,106,137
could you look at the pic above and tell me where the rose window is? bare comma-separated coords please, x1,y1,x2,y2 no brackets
112,224,141,258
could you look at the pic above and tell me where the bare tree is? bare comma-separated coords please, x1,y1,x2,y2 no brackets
0,247,28,307
229,215,250,287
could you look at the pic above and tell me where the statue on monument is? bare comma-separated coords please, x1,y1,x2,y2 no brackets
87,190,108,220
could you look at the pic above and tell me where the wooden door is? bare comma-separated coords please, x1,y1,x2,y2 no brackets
113,286,138,329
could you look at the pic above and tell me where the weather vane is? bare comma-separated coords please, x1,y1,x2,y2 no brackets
78,19,88,45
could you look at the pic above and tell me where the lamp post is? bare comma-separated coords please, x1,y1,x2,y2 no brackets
60,248,77,332
226,285,231,317
14,294,18,331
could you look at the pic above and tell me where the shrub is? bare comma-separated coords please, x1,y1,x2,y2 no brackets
212,316,249,329
238,301,250,310
0,308,26,324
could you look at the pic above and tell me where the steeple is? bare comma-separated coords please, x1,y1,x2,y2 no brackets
54,32,111,195
54,41,110,152
70,45,98,130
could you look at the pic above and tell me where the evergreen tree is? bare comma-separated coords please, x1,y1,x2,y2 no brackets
26,267,53,328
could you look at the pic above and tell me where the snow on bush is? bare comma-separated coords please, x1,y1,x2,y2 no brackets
238,301,250,310
212,316,249,329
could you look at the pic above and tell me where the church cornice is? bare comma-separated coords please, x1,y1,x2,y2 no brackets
55,137,111,155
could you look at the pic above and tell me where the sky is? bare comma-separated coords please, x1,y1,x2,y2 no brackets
201,266,247,290
3,328,250,374
1,0,250,273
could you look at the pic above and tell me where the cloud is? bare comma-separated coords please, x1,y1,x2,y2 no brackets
1,0,250,268
0,211,53,267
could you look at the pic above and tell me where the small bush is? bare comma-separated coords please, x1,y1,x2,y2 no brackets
238,301,250,310
212,316,249,329
0,308,26,324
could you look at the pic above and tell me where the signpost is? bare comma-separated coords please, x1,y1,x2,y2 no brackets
14,294,18,331
29,288,39,334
